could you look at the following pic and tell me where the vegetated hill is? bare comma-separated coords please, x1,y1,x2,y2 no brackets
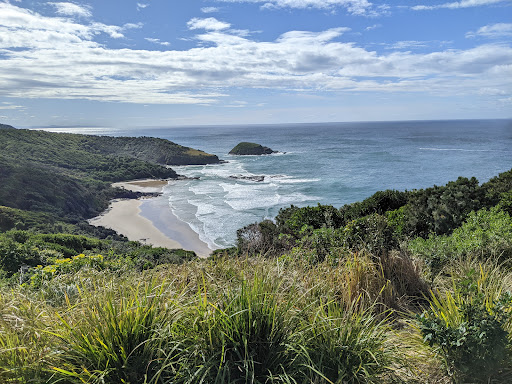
0,127,220,169
0,123,15,130
0,125,219,231
0,155,118,221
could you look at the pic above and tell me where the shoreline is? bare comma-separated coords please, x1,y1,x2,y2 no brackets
88,179,212,258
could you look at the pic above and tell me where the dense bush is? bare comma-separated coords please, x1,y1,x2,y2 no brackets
418,268,512,382
0,230,197,280
409,207,512,277
339,189,409,225
404,177,487,238
343,213,397,255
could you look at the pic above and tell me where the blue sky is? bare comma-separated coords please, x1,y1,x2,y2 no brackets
0,0,511,128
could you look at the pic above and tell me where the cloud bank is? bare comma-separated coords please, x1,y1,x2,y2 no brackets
412,0,510,11
0,3,510,106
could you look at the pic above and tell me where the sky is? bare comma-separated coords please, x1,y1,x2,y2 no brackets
0,0,511,128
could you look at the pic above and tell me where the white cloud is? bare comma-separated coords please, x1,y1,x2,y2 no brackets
0,3,511,106
137,3,150,10
201,7,220,13
388,41,428,50
216,0,375,15
124,22,144,30
0,103,25,110
466,23,512,38
412,0,510,11
48,2,92,18
187,17,231,31
365,24,381,30
145,37,171,46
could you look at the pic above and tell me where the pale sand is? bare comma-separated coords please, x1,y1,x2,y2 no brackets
89,180,212,258
112,179,169,193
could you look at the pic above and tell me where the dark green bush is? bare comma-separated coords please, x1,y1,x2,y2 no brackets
409,207,512,277
418,271,511,382
343,214,397,255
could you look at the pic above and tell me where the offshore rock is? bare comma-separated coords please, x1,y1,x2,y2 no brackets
229,175,265,182
228,142,277,156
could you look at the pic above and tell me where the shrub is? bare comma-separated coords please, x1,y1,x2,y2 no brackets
295,227,347,264
405,177,486,238
418,268,512,383
409,206,512,277
343,214,397,255
339,189,409,224
27,254,125,288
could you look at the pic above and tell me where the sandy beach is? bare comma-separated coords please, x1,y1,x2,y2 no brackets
89,179,212,258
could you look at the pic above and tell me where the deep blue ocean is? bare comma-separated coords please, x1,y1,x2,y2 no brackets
41,119,512,249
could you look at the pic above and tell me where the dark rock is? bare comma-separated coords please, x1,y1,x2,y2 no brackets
229,175,265,182
229,142,277,156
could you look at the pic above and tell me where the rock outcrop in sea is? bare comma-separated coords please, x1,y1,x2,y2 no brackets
229,142,277,156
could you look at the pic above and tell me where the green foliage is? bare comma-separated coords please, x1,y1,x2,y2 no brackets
236,220,287,256
385,205,407,239
405,176,487,237
0,230,197,280
193,276,295,382
301,301,394,384
340,189,409,225
295,227,347,264
0,127,219,169
0,127,220,229
52,280,182,384
233,169,512,262
418,268,511,382
0,155,112,220
127,245,197,269
0,238,44,275
497,191,512,216
282,204,343,236
0,292,55,383
1,256,411,383
409,207,512,276
343,213,397,255
28,254,128,288
482,168,512,207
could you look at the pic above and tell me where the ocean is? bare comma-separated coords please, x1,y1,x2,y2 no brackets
40,119,512,249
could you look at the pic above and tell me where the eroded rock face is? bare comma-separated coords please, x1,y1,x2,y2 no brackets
228,142,277,156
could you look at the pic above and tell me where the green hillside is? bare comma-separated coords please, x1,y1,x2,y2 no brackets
2,124,512,383
0,126,219,231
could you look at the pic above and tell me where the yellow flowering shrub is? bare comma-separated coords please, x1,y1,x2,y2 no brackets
28,254,126,288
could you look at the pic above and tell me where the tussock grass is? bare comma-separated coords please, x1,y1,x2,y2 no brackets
4,251,511,383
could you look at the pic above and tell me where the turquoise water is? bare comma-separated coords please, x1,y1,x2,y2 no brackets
41,119,512,248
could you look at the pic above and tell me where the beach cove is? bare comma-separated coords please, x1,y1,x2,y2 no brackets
88,179,212,258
